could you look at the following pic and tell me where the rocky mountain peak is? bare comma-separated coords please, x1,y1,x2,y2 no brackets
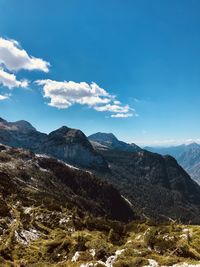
14,120,36,132
89,132,118,143
89,132,142,152
49,126,93,148
0,118,36,133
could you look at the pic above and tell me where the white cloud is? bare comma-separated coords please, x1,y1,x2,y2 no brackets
0,68,28,89
111,113,133,118
0,94,9,100
94,103,132,113
36,79,135,118
36,80,111,109
0,37,136,119
114,100,121,105
0,37,50,72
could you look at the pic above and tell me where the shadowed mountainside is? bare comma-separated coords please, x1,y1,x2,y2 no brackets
145,143,200,184
94,147,200,224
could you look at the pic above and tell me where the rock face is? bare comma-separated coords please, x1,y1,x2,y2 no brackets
88,132,141,152
145,143,200,184
0,119,108,171
94,148,200,224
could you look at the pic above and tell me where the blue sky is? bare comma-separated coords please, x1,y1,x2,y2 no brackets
0,0,200,146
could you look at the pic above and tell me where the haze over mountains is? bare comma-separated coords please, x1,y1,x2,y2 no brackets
145,143,200,184
1,117,200,224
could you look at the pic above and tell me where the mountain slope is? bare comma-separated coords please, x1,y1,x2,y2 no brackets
0,144,134,222
94,148,200,224
145,143,200,184
88,132,141,152
0,118,108,171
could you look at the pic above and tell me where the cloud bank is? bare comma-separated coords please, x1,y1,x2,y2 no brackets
36,79,134,118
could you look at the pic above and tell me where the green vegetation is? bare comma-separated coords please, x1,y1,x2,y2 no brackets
1,204,200,266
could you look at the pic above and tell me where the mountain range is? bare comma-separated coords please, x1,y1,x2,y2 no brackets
2,118,200,265
145,143,200,184
0,118,107,171
1,118,200,224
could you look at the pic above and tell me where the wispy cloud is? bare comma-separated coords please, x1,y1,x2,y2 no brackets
36,79,135,118
0,37,50,72
111,113,133,118
94,103,131,113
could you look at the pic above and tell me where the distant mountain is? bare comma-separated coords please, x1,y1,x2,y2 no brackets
145,143,200,184
0,117,46,150
88,132,142,152
144,144,187,159
0,118,108,171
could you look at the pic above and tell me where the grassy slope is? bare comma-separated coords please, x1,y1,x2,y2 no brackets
1,203,200,266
